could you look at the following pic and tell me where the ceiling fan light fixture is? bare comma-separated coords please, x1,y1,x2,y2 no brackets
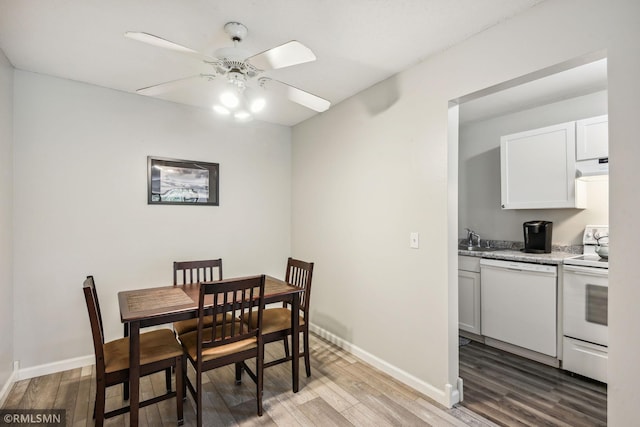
220,91,240,108
213,105,230,115
234,110,252,121
250,97,266,113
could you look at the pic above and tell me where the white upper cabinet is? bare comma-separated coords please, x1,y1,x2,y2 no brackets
576,115,608,160
500,121,586,209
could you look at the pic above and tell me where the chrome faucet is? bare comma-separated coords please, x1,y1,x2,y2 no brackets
465,228,481,248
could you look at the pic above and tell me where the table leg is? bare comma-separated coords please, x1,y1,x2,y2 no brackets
291,294,300,393
123,322,129,400
129,321,140,427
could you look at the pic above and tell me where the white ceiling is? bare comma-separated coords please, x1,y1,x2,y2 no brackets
0,0,546,126
460,58,608,124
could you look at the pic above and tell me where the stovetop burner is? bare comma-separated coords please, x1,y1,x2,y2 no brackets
564,225,609,269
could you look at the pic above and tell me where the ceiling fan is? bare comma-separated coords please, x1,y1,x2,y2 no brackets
125,22,331,120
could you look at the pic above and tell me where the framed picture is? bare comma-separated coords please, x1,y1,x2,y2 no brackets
147,156,219,206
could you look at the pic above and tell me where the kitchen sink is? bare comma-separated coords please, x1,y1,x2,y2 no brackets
458,245,500,252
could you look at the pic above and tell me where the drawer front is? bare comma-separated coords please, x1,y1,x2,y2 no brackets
458,255,480,273
562,336,607,383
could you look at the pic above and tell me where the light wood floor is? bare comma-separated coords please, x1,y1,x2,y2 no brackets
2,333,605,426
2,333,493,426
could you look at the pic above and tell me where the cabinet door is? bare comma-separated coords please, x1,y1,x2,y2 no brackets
458,270,481,334
500,121,584,209
576,115,608,160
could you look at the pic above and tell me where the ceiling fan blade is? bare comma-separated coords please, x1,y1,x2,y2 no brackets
136,75,202,97
247,41,316,71
124,32,203,57
264,78,330,112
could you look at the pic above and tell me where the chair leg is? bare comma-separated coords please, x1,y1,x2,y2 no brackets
303,329,311,377
165,367,172,393
182,355,187,401
235,362,243,385
257,346,264,416
175,357,184,426
283,336,290,358
95,380,105,427
196,365,203,427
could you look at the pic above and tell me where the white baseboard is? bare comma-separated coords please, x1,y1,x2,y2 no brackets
15,355,94,381
484,337,560,368
0,361,19,407
309,324,461,408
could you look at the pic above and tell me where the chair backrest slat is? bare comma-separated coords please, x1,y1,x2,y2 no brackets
196,275,265,353
173,259,223,285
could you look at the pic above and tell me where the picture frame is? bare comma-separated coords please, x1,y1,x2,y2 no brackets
147,156,219,206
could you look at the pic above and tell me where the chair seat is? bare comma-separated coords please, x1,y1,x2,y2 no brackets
245,308,305,334
174,313,235,336
103,329,183,374
180,323,257,363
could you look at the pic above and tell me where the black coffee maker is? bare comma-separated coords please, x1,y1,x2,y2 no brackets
523,221,553,253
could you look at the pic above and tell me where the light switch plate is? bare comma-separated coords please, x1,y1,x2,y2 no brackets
410,232,419,249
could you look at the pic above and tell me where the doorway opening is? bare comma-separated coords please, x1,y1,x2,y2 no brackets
450,51,609,423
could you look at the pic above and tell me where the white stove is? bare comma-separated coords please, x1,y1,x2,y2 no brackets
564,225,609,269
562,224,609,383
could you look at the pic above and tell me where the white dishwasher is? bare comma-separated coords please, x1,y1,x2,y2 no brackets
480,258,558,357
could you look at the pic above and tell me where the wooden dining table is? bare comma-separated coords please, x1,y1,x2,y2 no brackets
118,275,303,427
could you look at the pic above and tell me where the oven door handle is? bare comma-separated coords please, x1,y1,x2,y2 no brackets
563,265,608,278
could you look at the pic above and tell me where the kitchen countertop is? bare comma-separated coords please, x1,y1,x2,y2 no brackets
457,239,582,265
457,248,575,265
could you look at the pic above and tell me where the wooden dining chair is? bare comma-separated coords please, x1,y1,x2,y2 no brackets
179,275,266,427
82,276,184,426
173,258,223,285
172,258,226,336
244,257,315,377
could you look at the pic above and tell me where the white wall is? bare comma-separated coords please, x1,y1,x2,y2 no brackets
459,90,609,244
292,0,640,423
0,49,14,399
12,71,292,370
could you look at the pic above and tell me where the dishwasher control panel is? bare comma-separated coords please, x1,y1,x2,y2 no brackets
480,258,557,275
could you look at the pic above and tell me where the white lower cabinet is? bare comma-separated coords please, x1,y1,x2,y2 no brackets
458,256,481,334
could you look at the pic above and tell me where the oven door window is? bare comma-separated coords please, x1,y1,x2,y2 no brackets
586,284,608,326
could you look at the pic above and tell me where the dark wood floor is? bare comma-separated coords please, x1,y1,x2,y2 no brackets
458,340,607,427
